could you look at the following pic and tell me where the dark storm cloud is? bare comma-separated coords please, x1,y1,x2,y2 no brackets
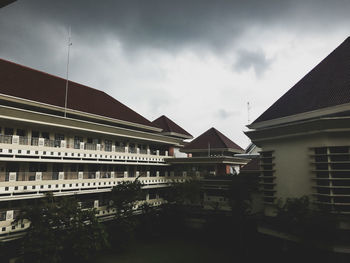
2,0,350,54
1,0,350,80
233,49,273,76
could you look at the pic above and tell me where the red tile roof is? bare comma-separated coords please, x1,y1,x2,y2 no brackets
240,158,260,172
253,37,350,124
183,127,243,152
152,115,192,138
0,58,156,129
0,0,16,8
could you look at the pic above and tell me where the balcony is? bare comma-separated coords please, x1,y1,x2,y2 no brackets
0,170,186,200
0,135,170,164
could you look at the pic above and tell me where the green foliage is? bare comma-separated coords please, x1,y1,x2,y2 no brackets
226,175,252,219
16,193,109,263
108,179,144,248
276,196,310,228
110,178,143,217
274,196,338,242
162,179,201,205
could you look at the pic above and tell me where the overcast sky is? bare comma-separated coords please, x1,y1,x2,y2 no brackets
1,0,350,148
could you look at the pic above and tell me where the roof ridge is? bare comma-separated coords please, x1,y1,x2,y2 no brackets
252,36,350,124
212,128,229,148
163,116,172,132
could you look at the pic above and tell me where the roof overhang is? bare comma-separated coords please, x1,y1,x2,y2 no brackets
180,147,244,154
160,131,193,140
0,0,16,8
0,93,162,133
245,115,350,145
248,102,350,130
0,104,184,145
165,156,248,165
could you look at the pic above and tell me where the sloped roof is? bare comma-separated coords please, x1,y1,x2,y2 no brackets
183,127,243,152
0,58,156,129
253,37,350,124
0,0,16,8
152,115,192,138
240,158,260,172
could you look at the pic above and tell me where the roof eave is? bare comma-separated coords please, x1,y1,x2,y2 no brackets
160,131,193,139
0,93,162,133
180,147,244,154
248,102,350,130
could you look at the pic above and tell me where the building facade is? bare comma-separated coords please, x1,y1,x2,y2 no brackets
0,58,195,241
245,37,350,224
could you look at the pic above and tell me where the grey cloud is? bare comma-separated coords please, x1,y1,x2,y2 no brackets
216,109,240,120
2,0,350,58
233,49,273,77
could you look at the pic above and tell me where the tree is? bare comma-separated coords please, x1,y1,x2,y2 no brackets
15,193,109,263
162,179,201,206
275,196,338,243
107,179,143,248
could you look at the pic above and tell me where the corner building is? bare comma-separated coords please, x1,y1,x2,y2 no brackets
0,58,192,240
246,37,350,221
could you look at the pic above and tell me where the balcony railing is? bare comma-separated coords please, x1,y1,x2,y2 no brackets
83,172,96,179
116,146,125,153
100,172,111,179
128,147,137,154
84,143,97,151
17,172,36,181
139,171,147,177
42,172,59,180
65,172,79,180
116,172,124,178
44,139,61,148
0,135,168,157
0,135,12,144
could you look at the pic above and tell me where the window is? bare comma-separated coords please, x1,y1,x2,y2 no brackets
4,128,13,135
16,129,25,137
41,132,49,139
74,136,83,149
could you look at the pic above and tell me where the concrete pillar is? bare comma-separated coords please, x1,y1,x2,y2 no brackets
9,172,16,182
58,172,64,180
38,138,45,147
35,172,42,181
60,140,66,148
12,136,19,145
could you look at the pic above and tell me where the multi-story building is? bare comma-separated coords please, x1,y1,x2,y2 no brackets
0,57,252,241
168,127,249,210
0,58,194,241
245,37,350,249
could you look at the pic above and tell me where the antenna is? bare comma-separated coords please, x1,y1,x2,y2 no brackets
247,101,251,124
64,26,72,118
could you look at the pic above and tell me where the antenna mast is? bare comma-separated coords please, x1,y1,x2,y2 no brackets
247,101,251,124
64,27,72,118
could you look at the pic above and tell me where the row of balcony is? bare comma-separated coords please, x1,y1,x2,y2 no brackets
0,171,188,182
0,134,168,156
0,171,181,182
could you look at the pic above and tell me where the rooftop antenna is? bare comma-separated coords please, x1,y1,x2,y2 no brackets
64,26,72,118
247,101,251,124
